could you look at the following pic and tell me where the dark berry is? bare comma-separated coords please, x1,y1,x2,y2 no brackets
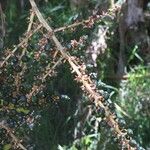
40,53,47,61
103,91,109,100
118,118,126,128
11,98,18,104
90,118,96,126
127,129,134,137
19,95,27,102
11,56,18,65
100,91,109,100
45,43,51,51
31,95,38,105
125,134,131,140
10,109,17,116
26,145,35,150
100,120,107,128
3,100,9,106
97,107,105,118
66,43,72,50
7,76,14,83
137,146,145,150
22,55,29,62
113,137,119,143
108,102,115,111
129,139,137,147
7,119,15,128
34,44,40,50
14,65,22,72
37,90,45,98
0,128,7,135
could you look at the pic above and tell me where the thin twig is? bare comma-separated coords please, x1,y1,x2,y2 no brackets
20,10,35,60
26,56,64,101
0,9,113,68
27,10,35,32
42,56,64,81
0,23,43,68
0,121,27,150
15,10,35,93
53,14,110,33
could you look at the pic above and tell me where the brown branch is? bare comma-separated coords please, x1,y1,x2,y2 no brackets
0,121,27,150
54,18,95,32
29,0,135,149
0,8,113,68
0,23,43,68
42,56,64,81
53,12,113,33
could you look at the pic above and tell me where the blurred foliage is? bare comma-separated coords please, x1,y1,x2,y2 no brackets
116,65,150,149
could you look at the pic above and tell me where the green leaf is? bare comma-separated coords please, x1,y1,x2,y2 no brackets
3,144,11,150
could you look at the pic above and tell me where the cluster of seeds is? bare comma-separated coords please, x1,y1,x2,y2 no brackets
0,1,144,149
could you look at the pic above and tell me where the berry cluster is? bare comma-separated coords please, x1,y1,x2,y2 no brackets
0,1,144,149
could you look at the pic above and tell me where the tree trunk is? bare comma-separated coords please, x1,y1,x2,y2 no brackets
117,0,150,76
0,3,5,49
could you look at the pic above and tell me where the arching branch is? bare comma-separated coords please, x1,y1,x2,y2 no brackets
29,0,136,149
